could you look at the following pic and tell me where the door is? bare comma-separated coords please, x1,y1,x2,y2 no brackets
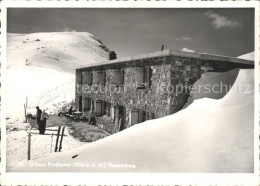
118,105,126,131
79,96,82,112
96,101,102,116
131,109,139,125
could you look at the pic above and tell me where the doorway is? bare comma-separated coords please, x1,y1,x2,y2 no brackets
79,96,82,112
118,105,126,131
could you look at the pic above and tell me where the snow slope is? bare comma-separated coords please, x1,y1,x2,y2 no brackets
7,32,110,117
237,51,254,61
7,32,110,72
12,69,254,173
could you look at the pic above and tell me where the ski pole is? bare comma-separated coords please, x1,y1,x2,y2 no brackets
28,131,31,160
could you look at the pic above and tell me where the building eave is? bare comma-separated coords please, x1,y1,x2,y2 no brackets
75,49,254,71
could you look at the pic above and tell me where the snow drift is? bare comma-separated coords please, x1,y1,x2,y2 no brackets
11,69,254,173
183,68,239,108
7,32,110,117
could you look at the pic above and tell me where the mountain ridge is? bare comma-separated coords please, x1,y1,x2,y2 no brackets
7,32,110,73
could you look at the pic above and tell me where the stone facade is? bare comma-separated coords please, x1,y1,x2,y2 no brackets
75,50,253,134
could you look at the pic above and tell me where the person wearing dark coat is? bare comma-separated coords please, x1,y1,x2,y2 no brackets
161,44,164,51
36,106,42,130
68,106,73,115
39,110,49,134
89,113,97,126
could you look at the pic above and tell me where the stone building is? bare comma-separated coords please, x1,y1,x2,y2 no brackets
75,49,254,134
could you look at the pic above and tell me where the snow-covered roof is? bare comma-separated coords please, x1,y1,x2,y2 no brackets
77,49,254,70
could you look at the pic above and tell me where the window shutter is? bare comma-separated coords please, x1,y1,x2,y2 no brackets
145,66,151,87
103,101,106,115
138,110,143,123
103,71,106,85
83,98,87,111
106,103,111,117
142,111,147,122
146,112,150,120
121,69,124,85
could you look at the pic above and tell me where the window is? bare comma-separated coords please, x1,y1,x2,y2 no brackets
97,71,106,85
142,111,147,122
78,72,83,85
151,112,155,119
146,112,150,121
83,97,91,111
131,110,152,125
131,109,139,125
96,100,106,116
96,101,103,116
104,102,111,117
135,67,151,88
84,72,92,85
112,69,124,86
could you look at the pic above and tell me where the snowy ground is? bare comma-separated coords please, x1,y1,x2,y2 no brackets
6,115,110,170
10,68,254,173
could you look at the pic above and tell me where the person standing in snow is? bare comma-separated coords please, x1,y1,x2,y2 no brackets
89,112,97,126
161,44,164,51
36,106,42,130
39,110,49,134
68,105,73,115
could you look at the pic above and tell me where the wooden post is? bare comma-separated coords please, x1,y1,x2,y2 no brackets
24,104,27,123
55,126,61,152
26,97,28,108
28,132,31,160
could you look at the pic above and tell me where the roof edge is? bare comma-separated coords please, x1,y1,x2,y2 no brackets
76,49,254,70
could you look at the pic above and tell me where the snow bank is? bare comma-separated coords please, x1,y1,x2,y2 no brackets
11,69,254,173
183,68,239,108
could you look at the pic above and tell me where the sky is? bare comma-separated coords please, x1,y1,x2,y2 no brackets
7,8,254,58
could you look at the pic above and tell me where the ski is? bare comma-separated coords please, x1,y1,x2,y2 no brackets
54,126,61,152
58,126,65,152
